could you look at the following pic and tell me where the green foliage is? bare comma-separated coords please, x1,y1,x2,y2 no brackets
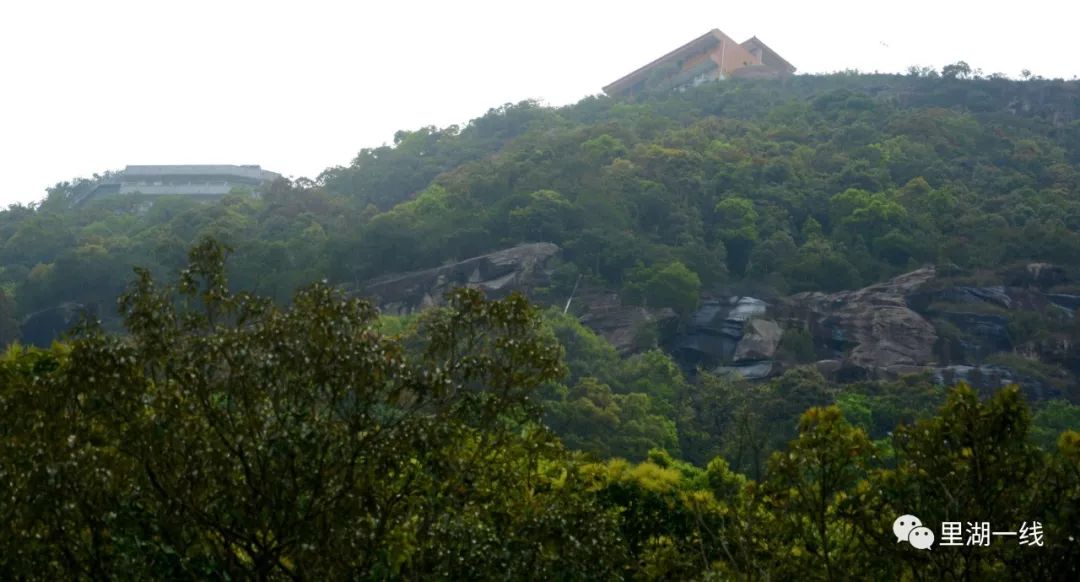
1032,399,1080,450
714,197,759,274
4,71,1080,578
758,407,875,580
622,261,702,316
835,392,874,431
849,385,1061,579
615,349,690,413
987,352,1069,388
544,377,680,461
0,239,625,579
837,374,945,439
508,189,576,242
6,74,1080,333
777,325,817,363
542,308,620,384
941,60,974,80
2,240,1080,579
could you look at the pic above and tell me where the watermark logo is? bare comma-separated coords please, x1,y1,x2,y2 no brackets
908,526,936,550
893,514,922,543
893,514,933,550
893,515,1044,550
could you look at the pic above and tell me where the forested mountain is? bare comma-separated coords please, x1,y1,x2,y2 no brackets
3,71,1080,578
6,71,1080,398
6,73,1080,318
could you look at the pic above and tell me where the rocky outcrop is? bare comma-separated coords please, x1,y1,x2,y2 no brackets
715,360,776,380
576,293,677,355
357,249,1077,395
909,275,1080,367
664,296,783,379
784,267,938,370
733,319,783,362
574,294,781,364
929,285,1012,310
1003,262,1069,289
1045,293,1080,313
361,243,560,315
777,265,1079,398
810,360,1063,401
670,297,774,369
936,312,1012,350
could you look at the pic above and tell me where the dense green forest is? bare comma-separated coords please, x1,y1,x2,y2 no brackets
2,240,1078,578
3,70,1080,577
5,72,1080,318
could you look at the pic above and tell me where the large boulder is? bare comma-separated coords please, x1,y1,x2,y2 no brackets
669,296,775,372
733,319,783,362
361,243,560,315
783,267,938,370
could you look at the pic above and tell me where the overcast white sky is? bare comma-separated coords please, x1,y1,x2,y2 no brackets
1,0,1077,206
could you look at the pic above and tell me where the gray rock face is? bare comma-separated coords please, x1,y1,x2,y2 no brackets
577,293,677,355
670,296,778,373
356,251,1076,393
931,365,1014,387
672,299,739,367
361,243,560,315
727,297,768,321
715,360,775,380
785,267,938,370
733,319,783,362
1045,293,1080,312
936,311,1012,351
938,286,1013,310
921,365,1058,401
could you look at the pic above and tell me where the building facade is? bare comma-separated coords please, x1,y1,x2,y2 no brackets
75,165,281,206
603,29,795,98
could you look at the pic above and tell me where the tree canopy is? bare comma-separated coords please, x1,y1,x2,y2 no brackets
2,239,1079,579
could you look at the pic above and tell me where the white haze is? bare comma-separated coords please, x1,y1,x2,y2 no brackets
1,0,1077,205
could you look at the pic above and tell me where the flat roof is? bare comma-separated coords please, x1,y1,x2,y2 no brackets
123,165,276,181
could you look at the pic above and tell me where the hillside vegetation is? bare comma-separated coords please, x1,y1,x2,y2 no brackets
4,73,1080,323
2,72,1080,577
2,240,1079,579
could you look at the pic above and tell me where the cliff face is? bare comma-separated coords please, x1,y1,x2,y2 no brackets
775,264,1076,400
360,243,560,315
782,267,939,370
357,244,1077,399
669,296,781,380
575,292,677,355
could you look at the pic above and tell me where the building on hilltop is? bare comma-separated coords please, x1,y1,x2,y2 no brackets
74,164,281,206
603,29,795,98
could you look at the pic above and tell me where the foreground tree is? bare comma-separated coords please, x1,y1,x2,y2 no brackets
0,238,625,579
